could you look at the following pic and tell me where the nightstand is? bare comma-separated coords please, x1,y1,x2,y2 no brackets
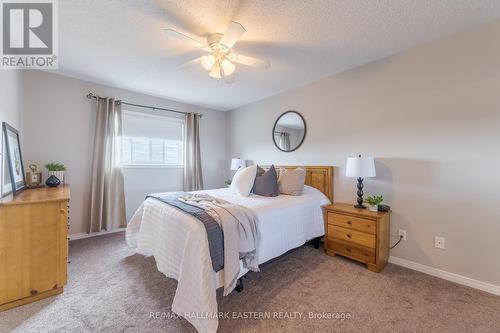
323,203,390,272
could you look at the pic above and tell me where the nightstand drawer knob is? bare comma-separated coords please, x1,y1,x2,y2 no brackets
347,234,352,238
347,221,352,225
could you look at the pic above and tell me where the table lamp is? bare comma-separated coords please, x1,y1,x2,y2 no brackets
230,158,246,171
346,155,376,209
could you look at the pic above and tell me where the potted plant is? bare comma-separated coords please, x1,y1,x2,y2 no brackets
45,163,66,184
365,195,384,212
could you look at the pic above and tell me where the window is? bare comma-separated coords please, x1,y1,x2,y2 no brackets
121,110,184,167
122,137,183,166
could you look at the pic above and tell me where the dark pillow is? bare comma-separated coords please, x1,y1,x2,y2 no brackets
256,165,266,176
252,165,279,197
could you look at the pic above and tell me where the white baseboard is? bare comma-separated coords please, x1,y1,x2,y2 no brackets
389,256,500,296
69,227,126,241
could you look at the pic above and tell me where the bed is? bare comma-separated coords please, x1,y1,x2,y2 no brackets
126,166,333,333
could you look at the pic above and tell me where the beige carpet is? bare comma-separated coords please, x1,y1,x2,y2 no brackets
1,232,499,333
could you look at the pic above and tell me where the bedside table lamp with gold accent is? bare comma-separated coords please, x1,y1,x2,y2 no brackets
346,155,376,209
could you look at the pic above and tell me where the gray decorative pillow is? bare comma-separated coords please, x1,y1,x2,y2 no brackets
252,165,279,197
256,165,266,176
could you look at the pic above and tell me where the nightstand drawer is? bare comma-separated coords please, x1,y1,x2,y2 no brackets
328,225,376,248
330,240,375,264
327,212,376,235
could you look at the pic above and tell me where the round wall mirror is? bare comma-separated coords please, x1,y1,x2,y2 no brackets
272,111,306,152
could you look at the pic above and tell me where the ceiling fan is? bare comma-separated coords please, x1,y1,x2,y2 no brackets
163,21,270,82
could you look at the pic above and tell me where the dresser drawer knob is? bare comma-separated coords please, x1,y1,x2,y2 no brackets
347,221,352,225
347,234,352,239
30,290,38,295
346,248,351,252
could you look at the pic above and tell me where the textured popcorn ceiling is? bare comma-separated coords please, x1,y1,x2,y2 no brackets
57,0,500,110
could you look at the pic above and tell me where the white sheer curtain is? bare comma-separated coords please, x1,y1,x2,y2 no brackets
89,97,126,232
183,113,203,191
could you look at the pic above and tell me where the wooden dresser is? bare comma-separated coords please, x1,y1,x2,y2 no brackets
324,203,390,272
0,185,70,311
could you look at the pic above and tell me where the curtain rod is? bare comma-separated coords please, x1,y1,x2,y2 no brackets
86,93,202,118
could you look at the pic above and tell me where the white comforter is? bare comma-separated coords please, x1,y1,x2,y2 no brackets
126,185,330,333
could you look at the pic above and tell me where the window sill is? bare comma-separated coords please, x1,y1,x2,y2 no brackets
123,165,184,169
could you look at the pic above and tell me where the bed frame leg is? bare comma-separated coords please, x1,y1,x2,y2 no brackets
235,277,244,293
313,237,321,249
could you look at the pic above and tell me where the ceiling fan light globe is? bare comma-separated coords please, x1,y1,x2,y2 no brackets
209,64,222,79
221,59,236,76
201,55,215,71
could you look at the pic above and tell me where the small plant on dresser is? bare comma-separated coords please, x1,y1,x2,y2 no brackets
365,195,384,212
45,162,66,183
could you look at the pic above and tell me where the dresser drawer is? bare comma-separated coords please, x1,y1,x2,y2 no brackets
329,239,375,264
328,225,376,248
327,212,376,235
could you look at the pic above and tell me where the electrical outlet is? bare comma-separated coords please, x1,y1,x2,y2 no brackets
435,236,445,249
398,229,407,241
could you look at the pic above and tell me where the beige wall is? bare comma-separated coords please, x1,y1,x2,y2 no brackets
226,20,500,286
0,71,23,196
22,71,226,235
0,71,22,129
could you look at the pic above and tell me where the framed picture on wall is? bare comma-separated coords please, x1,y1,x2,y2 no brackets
2,122,26,196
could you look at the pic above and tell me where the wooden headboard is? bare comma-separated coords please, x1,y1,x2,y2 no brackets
263,166,334,202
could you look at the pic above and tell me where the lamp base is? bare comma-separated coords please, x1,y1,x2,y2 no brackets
355,177,365,209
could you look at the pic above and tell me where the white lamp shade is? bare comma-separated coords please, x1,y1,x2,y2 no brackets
230,158,246,170
346,156,376,178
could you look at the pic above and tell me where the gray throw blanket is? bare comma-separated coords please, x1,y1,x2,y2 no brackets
178,193,260,295
147,192,260,295
146,192,224,272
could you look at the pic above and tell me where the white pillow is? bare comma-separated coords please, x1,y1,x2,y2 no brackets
230,165,257,197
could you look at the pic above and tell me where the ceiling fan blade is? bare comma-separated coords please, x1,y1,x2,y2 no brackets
162,28,210,51
179,57,203,69
220,21,246,49
227,53,270,69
